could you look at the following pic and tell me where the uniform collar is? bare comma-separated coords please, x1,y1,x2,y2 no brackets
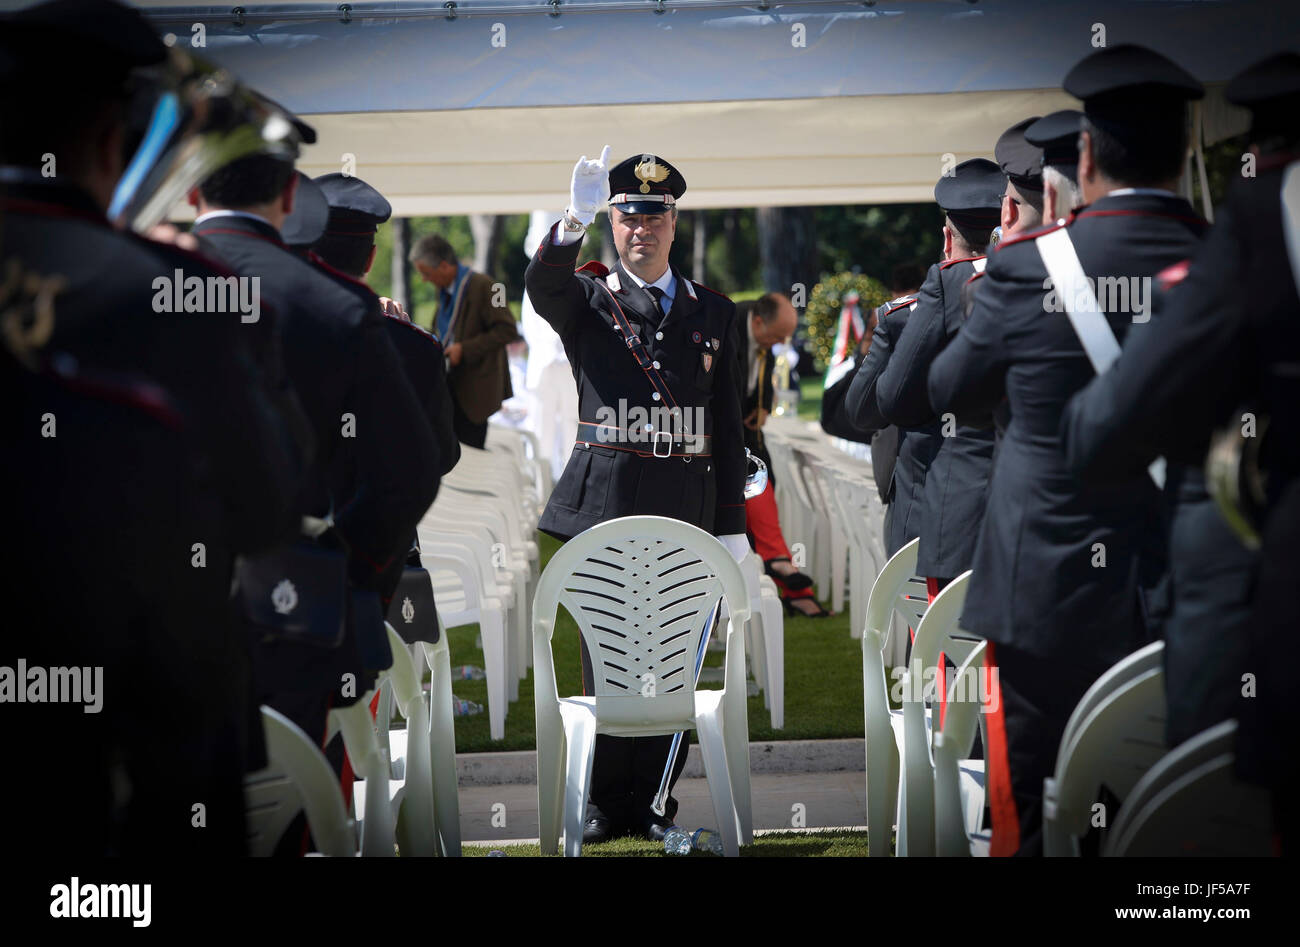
191,210,285,245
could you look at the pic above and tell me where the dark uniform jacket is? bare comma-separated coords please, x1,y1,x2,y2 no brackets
928,191,1208,666
877,257,995,579
195,214,440,720
0,180,308,780
0,181,309,552
524,228,746,541
845,295,940,557
1060,160,1298,767
306,251,458,611
821,300,906,503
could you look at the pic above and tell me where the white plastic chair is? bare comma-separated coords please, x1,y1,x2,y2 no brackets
861,537,929,856
244,706,356,857
900,571,984,857
419,540,510,740
1042,642,1167,857
933,642,991,856
738,551,784,729
533,515,752,857
330,692,396,857
1103,720,1274,857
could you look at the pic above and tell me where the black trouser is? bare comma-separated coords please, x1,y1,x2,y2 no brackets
581,638,690,830
994,643,1111,856
452,396,488,449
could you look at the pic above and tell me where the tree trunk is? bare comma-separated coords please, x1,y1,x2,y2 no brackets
469,214,503,274
756,205,818,297
390,217,411,311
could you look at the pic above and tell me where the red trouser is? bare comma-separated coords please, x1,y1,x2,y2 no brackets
744,482,813,599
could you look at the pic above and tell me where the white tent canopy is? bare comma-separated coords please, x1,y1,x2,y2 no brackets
123,0,1297,214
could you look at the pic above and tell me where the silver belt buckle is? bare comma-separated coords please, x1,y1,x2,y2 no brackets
652,430,673,458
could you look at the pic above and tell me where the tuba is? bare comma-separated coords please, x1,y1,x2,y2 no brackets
109,47,306,234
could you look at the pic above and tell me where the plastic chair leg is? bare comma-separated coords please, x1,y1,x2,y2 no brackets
560,710,598,857
761,594,784,730
481,606,509,741
695,714,740,856
333,699,396,857
422,639,462,857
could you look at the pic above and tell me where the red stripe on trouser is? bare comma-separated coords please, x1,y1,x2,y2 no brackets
982,642,1020,857
745,483,813,599
926,577,947,729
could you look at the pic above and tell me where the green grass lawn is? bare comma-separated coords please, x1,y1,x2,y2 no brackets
462,829,872,857
443,532,866,754
798,372,824,421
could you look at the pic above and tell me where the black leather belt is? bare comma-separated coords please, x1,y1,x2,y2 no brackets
575,421,711,458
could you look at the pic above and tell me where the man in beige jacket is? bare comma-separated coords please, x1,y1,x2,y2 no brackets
411,234,519,448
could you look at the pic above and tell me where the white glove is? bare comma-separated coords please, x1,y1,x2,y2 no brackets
567,144,612,226
719,533,750,564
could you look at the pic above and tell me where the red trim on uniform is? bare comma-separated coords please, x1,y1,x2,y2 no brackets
965,271,986,287
194,225,288,249
1073,208,1208,228
992,218,1069,253
0,195,107,226
883,297,918,317
926,577,948,729
52,369,186,431
690,279,732,301
983,642,1020,857
1155,259,1192,291
940,255,986,270
577,260,610,278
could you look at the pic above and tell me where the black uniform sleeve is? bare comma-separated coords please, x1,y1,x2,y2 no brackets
1061,207,1246,480
425,336,461,475
877,264,945,427
334,318,442,587
819,353,872,444
713,297,748,535
928,268,1010,421
523,228,592,341
844,309,899,435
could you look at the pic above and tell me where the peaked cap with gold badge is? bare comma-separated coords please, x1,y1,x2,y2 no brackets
607,154,686,215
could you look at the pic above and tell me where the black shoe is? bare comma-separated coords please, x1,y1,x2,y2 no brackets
764,558,814,591
642,813,675,844
783,596,831,618
583,816,615,845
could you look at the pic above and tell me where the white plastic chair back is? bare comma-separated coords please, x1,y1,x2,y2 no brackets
535,516,748,732
1103,720,1274,856
245,706,356,857
1043,643,1167,857
382,623,437,857
900,571,981,856
533,515,752,856
933,642,989,857
861,537,927,856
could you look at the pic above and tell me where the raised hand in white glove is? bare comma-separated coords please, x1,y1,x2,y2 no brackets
719,533,751,564
567,144,612,227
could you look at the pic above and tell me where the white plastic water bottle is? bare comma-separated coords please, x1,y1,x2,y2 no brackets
663,825,693,855
691,829,724,855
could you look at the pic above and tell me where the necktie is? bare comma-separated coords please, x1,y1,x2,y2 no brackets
647,285,667,313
